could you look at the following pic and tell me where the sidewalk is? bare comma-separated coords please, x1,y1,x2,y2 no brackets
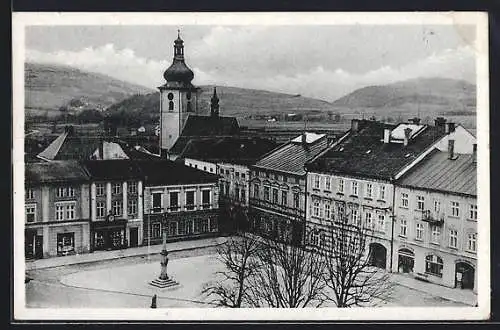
390,273,477,306
26,236,228,271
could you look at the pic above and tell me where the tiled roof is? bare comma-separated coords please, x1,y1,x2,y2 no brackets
254,133,329,175
135,160,218,186
82,160,143,180
25,161,90,184
181,115,239,137
180,136,279,166
306,120,447,180
398,148,476,196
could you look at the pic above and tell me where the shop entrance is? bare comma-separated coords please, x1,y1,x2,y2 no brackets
369,243,387,269
398,248,415,273
455,262,475,290
25,230,43,259
129,227,138,247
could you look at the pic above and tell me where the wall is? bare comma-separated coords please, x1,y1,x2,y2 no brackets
184,158,217,174
434,125,477,154
218,162,250,206
160,89,181,151
393,185,477,290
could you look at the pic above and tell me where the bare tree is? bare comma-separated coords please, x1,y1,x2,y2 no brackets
202,234,261,307
246,237,326,308
322,218,393,307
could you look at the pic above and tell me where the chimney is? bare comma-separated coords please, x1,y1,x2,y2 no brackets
434,117,447,134
410,117,421,125
64,125,74,135
445,122,456,134
448,139,455,160
351,119,359,132
301,132,307,145
403,127,412,146
383,128,391,144
473,143,477,164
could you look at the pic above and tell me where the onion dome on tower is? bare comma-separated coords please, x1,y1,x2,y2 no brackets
163,30,195,85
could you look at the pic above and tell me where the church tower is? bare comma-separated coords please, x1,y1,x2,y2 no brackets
158,30,198,155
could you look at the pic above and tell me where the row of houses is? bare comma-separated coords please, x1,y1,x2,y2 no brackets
24,159,220,259
180,117,477,292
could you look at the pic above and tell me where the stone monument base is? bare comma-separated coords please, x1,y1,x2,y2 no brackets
149,277,180,289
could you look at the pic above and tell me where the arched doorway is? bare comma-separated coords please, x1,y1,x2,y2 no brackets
369,243,387,269
398,248,415,273
455,262,475,290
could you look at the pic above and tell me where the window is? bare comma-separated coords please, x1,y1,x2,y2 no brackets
451,201,460,217
325,203,331,219
434,200,441,213
314,175,320,189
235,187,240,200
57,233,75,256
202,190,211,208
55,204,64,220
416,222,424,240
281,191,287,206
253,184,260,199
378,213,385,232
366,183,373,198
337,203,345,219
112,200,122,216
225,182,230,196
467,233,477,252
264,187,270,201
210,218,218,232
219,182,224,196
379,185,386,200
242,173,246,179
152,223,162,239
351,181,358,196
128,199,137,216
26,188,34,200
241,189,246,202
272,188,278,203
310,231,320,247
449,229,458,248
57,186,75,198
469,204,477,220
96,183,105,196
152,192,163,212
400,218,407,237
313,200,320,217
425,254,443,277
204,166,207,171
338,178,344,193
417,196,425,211
167,93,174,111
25,205,36,223
112,183,122,195
351,208,359,225
65,204,75,220
169,192,179,211
235,172,239,178
365,211,373,228
401,193,409,208
128,182,137,194
185,191,195,210
96,201,106,218
325,177,331,191
293,192,300,209
431,226,441,244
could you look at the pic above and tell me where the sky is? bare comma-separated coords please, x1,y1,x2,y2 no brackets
25,24,477,101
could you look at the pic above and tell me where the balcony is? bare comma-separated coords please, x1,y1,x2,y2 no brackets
249,197,305,219
421,210,444,226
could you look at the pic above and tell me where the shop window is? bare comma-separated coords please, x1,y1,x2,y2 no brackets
57,233,75,256
152,223,162,239
201,219,209,233
210,218,218,232
425,254,443,277
168,221,178,236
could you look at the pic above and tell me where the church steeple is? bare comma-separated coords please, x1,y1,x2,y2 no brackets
210,87,220,117
163,29,194,84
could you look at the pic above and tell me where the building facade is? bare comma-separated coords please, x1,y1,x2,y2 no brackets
249,132,329,245
139,160,220,245
393,146,477,291
25,161,91,259
84,160,144,251
305,118,476,271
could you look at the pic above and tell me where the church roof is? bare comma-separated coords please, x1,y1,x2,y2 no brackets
181,115,240,136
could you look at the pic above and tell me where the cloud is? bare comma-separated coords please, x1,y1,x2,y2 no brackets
26,40,475,101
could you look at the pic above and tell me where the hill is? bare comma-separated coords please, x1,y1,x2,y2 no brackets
25,63,154,118
332,78,476,115
105,85,337,121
